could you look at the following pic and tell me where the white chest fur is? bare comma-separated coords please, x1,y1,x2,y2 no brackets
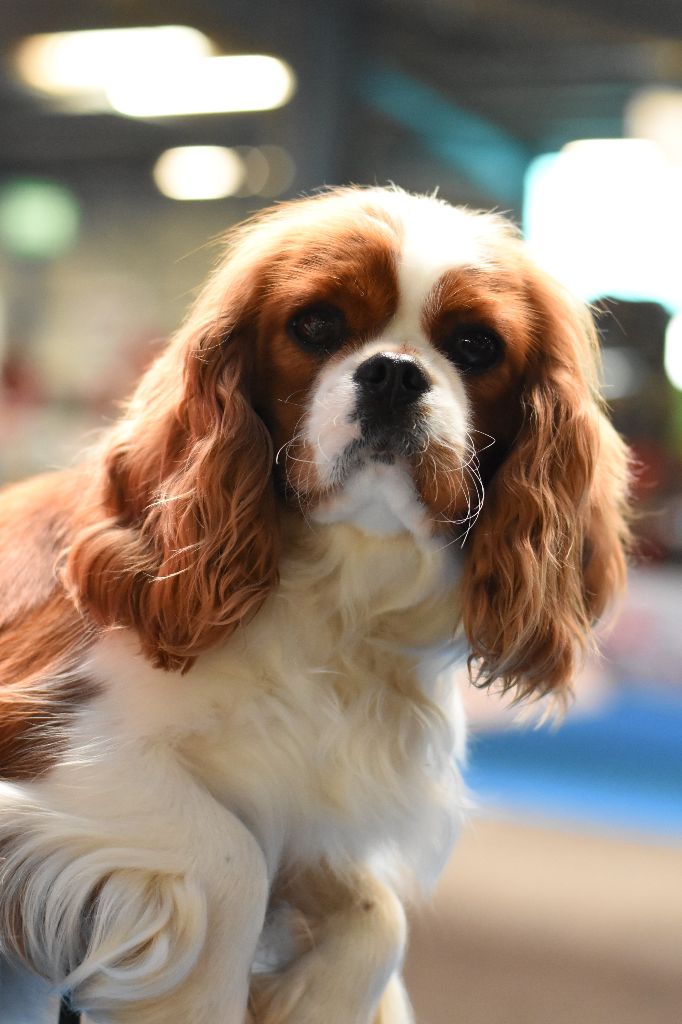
77,520,468,888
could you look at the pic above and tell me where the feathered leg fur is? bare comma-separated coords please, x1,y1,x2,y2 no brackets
0,761,269,1024
250,866,411,1024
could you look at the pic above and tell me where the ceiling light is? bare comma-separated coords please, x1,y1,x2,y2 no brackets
560,138,660,160
14,26,212,96
153,147,245,201
626,88,682,166
107,55,296,117
524,140,682,313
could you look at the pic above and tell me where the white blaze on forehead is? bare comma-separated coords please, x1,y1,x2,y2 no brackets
369,189,485,341
296,190,480,533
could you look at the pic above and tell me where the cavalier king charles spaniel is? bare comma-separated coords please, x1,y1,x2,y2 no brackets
0,186,630,1023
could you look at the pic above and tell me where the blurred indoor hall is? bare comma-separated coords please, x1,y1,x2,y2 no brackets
1,2,681,1022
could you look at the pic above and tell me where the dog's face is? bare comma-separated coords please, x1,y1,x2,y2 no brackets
248,192,535,537
67,187,630,699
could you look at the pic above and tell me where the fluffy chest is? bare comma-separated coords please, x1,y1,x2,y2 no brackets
188,636,462,871
84,522,467,880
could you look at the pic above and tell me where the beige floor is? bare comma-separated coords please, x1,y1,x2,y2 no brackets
404,818,682,1024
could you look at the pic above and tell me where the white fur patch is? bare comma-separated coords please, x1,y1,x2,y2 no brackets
372,189,484,345
313,462,431,537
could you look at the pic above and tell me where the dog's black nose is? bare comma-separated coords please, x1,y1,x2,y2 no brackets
353,354,429,407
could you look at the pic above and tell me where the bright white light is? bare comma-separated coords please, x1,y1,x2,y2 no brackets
524,140,682,314
626,88,682,166
560,138,659,160
664,313,682,391
15,26,212,96
153,147,245,201
108,55,296,117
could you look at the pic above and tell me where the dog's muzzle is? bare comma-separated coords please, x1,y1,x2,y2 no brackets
352,353,430,460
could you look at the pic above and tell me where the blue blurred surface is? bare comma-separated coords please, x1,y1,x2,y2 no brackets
466,686,682,840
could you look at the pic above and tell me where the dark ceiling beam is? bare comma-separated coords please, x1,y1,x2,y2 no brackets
374,0,680,45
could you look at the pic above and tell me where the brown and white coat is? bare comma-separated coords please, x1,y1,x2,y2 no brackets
0,187,630,1024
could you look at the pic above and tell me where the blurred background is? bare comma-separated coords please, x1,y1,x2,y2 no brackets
0,1,680,1021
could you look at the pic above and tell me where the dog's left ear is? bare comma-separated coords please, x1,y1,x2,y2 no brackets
461,265,631,702
66,244,279,672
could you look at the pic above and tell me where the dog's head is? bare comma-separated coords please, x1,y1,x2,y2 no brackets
67,186,630,699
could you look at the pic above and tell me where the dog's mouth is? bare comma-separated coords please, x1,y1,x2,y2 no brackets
370,450,397,465
329,420,428,487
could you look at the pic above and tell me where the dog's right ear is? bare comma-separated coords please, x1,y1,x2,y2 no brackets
66,233,280,672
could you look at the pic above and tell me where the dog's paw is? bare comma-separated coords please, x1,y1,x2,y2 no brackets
248,965,411,1024
249,956,344,1024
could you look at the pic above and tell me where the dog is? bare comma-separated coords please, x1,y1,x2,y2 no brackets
0,186,630,1023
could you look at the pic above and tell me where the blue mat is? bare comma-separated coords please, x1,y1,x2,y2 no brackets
465,685,682,840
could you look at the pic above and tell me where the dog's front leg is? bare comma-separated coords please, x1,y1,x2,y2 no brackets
0,769,269,1024
250,865,411,1024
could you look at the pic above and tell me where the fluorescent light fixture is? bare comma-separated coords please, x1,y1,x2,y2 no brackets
626,88,682,166
524,140,682,314
108,55,296,117
15,26,212,96
664,313,682,391
153,147,245,200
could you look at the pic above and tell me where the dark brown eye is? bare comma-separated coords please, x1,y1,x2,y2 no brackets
288,303,346,355
446,326,504,373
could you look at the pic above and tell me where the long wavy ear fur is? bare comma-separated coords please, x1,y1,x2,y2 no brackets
462,265,631,702
65,245,279,672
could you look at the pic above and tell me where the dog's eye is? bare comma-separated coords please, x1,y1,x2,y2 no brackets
446,326,504,373
288,304,346,354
